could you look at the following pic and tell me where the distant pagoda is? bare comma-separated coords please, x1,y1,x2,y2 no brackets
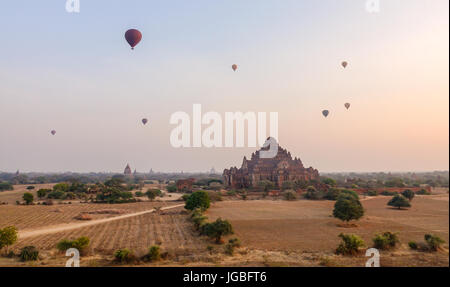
124,164,132,176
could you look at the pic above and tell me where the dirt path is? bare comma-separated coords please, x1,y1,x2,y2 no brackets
18,204,185,239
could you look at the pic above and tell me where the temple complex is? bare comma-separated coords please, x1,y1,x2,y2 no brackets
223,145,319,189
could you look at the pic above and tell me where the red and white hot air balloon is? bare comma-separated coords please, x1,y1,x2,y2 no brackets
341,61,348,68
142,118,148,125
51,130,56,135
232,64,238,71
345,103,351,110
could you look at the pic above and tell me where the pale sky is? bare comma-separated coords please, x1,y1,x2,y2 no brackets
0,0,448,173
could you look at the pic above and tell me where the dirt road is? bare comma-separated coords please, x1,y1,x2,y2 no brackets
18,204,185,239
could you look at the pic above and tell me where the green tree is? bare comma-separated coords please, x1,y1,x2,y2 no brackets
0,226,18,254
401,190,415,201
37,189,50,199
185,191,211,211
340,189,359,200
145,189,159,201
202,218,233,243
322,178,337,186
333,193,364,223
0,182,14,192
26,186,35,190
166,185,177,193
23,192,34,205
387,194,411,209
53,182,70,192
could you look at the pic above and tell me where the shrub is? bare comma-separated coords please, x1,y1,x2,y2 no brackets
333,194,364,223
381,190,396,196
56,239,74,252
37,189,50,199
185,191,210,211
228,237,241,248
192,213,208,230
19,246,39,261
408,241,418,250
416,189,431,195
23,192,34,205
207,191,222,202
387,194,411,209
166,185,177,193
202,218,233,243
135,191,144,197
336,233,365,255
43,199,54,205
424,234,445,251
366,190,378,196
56,237,90,254
226,190,237,196
224,238,241,255
143,245,160,262
304,186,322,200
72,236,90,251
283,190,297,201
372,232,399,250
114,248,135,263
181,194,190,202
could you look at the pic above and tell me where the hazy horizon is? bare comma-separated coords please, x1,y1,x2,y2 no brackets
1,0,448,173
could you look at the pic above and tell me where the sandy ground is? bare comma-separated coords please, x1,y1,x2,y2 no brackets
205,194,449,266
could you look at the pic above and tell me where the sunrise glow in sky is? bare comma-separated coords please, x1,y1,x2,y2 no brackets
0,0,448,172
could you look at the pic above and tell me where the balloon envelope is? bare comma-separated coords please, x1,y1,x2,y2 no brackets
341,61,348,68
125,29,142,50
51,130,56,135
345,103,351,109
322,110,329,117
232,64,238,71
142,118,148,125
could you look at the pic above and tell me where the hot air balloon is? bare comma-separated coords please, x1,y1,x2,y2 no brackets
142,118,148,125
51,130,56,135
322,110,329,118
341,61,348,68
345,103,351,110
125,29,142,50
232,64,238,71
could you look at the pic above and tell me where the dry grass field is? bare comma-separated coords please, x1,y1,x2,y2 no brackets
206,194,449,266
1,184,448,267
12,206,206,256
